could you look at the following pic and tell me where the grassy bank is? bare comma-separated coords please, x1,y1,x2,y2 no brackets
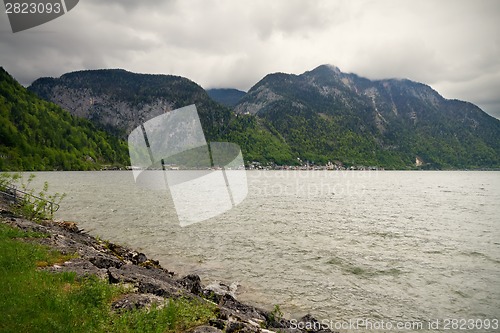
0,174,297,332
0,222,216,333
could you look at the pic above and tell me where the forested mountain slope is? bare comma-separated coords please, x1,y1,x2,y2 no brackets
235,65,500,168
28,69,293,165
0,68,129,171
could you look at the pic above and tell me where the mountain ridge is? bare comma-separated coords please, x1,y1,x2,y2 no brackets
29,69,215,136
26,65,500,169
234,65,500,168
206,88,246,108
28,68,294,165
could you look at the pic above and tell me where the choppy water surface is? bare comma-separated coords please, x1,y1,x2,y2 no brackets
29,171,499,331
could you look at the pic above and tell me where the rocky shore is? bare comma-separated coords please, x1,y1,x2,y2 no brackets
0,201,335,333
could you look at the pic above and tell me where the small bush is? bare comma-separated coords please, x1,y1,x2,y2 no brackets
0,172,66,221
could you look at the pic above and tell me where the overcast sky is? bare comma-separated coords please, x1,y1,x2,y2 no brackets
1,0,499,119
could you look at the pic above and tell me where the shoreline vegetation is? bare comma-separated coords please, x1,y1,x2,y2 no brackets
0,178,335,333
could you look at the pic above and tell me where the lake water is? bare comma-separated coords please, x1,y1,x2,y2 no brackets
25,170,500,331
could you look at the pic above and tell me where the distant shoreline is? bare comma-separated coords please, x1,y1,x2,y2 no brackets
7,168,499,172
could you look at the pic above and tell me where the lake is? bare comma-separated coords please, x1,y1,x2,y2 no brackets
24,170,500,331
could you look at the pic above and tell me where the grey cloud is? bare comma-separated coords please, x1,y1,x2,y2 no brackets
0,0,499,119
86,0,176,12
480,102,500,120
248,0,338,40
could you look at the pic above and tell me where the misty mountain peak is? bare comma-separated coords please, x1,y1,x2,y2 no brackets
23,65,500,169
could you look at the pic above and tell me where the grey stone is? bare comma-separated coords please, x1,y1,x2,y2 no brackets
45,258,108,280
131,252,147,264
112,293,165,312
186,326,223,333
225,321,246,333
90,253,123,269
178,274,203,295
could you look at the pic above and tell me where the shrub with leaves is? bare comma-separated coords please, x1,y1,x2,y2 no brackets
0,172,65,221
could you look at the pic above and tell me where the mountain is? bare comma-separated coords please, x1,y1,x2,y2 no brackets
28,69,293,165
26,66,500,169
29,69,226,138
0,68,129,171
235,65,500,169
207,88,246,108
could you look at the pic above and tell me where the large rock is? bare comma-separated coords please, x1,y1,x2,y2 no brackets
47,258,108,280
90,253,124,269
186,326,223,333
178,274,203,295
203,281,239,302
108,264,189,298
218,294,267,322
112,293,165,312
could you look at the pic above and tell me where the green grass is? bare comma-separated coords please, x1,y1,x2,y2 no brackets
0,222,216,332
111,299,217,333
